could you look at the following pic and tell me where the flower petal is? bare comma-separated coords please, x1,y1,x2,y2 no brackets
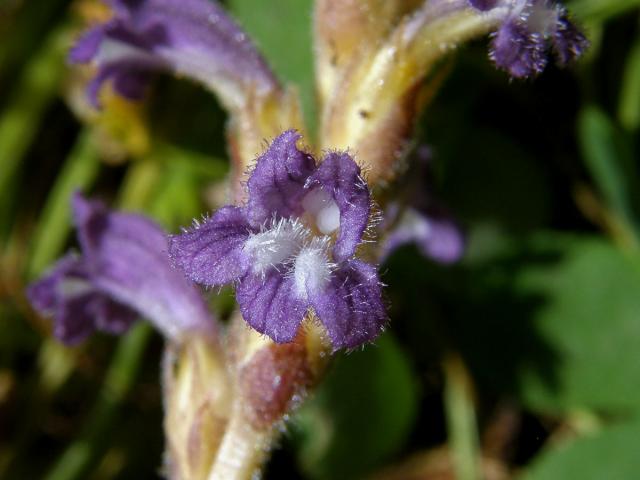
70,0,278,108
27,254,137,345
169,205,252,287
236,270,308,344
72,193,215,339
69,24,107,63
552,12,589,66
86,59,154,106
246,130,316,227
476,0,588,78
309,260,386,350
92,296,139,334
490,19,547,78
382,207,465,264
28,254,83,314
306,151,370,262
468,0,498,10
54,293,112,344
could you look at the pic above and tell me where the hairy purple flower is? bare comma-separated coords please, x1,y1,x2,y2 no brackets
469,0,588,77
169,131,386,350
28,193,215,344
69,0,278,107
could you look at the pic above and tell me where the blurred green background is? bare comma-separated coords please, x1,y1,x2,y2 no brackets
2,0,640,479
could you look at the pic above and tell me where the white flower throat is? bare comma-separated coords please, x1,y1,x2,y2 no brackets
301,188,341,235
243,188,340,296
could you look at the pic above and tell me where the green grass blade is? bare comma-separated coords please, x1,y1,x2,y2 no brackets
27,130,101,278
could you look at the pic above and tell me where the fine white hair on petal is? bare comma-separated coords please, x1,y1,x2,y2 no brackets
243,217,309,275
293,237,335,299
364,199,383,243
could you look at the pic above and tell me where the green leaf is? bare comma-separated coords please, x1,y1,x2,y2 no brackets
522,417,640,480
567,0,640,22
293,333,418,480
515,236,640,413
0,26,67,234
442,234,640,415
578,106,637,229
27,131,101,278
227,0,316,133
618,34,640,131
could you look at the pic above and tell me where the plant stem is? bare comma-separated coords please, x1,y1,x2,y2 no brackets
207,402,272,480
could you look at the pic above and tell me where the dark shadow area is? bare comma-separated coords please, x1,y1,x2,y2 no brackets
150,75,229,159
383,242,565,441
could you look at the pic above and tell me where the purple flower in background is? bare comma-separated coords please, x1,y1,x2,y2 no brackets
69,0,278,107
469,0,588,77
381,145,465,265
28,254,138,344
382,206,465,264
28,193,215,344
169,131,386,349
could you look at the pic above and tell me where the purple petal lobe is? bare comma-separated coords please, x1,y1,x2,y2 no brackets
55,293,123,344
382,208,465,264
468,0,498,11
93,297,139,334
491,20,547,78
86,59,153,107
28,255,83,314
71,193,215,339
27,254,137,345
69,25,107,63
169,206,252,287
72,192,165,256
309,260,386,350
69,0,278,106
246,130,316,227
306,152,370,262
552,13,589,66
236,270,308,344
483,1,588,78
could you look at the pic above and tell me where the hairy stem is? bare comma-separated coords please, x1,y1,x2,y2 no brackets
206,403,272,480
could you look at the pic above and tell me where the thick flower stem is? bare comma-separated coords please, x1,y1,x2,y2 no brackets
202,317,329,480
320,4,505,185
206,403,272,480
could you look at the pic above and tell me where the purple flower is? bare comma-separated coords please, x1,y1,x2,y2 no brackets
28,193,215,344
69,0,278,107
381,146,465,264
169,131,386,350
469,0,589,77
382,206,465,264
